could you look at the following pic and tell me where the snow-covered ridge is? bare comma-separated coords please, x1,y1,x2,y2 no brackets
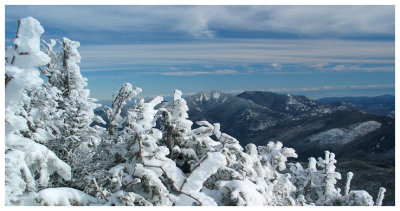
286,94,307,108
194,90,228,103
307,121,382,145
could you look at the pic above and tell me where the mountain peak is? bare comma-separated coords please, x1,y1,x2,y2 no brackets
189,90,231,103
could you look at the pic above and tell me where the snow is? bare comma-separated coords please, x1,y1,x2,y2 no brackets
161,161,187,188
344,172,354,195
195,91,223,102
201,187,223,204
212,91,221,100
109,164,131,185
307,121,382,145
128,96,163,133
286,94,306,109
5,149,35,205
221,96,228,104
376,187,386,206
14,17,43,52
202,92,211,101
32,128,53,143
6,134,72,186
181,152,227,193
173,152,226,206
11,17,50,68
217,179,267,205
5,17,77,205
258,141,297,171
37,187,98,206
5,65,44,108
350,121,382,134
93,115,106,125
340,190,374,206
105,191,153,206
174,89,183,100
5,110,29,133
164,89,193,135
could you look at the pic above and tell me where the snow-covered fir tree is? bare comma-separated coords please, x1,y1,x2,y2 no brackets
4,17,386,206
5,17,71,205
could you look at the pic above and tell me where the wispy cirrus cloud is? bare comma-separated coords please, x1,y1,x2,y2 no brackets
78,38,394,73
328,64,393,72
161,69,238,76
5,5,394,41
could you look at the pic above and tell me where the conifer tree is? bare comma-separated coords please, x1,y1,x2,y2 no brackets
5,17,71,205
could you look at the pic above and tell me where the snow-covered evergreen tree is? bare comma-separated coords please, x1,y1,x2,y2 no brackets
106,83,142,135
5,17,71,205
289,151,376,206
156,89,202,171
39,36,106,191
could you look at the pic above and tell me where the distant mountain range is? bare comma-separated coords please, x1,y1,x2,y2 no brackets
185,91,394,165
317,94,394,117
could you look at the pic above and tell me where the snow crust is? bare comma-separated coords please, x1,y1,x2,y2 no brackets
181,152,227,193
37,187,98,205
6,134,72,185
217,179,267,205
11,17,50,68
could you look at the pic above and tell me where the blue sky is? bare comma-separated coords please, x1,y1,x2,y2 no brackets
5,5,395,100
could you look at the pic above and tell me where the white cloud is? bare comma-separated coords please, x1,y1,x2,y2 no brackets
161,69,237,76
252,6,394,37
78,38,394,72
329,64,393,72
5,5,394,39
215,69,237,74
270,63,282,70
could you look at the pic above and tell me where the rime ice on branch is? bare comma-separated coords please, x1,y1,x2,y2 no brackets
5,17,71,206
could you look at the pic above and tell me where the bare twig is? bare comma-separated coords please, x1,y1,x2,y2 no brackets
122,179,139,190
135,130,143,162
93,178,109,202
5,75,14,87
122,169,138,190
